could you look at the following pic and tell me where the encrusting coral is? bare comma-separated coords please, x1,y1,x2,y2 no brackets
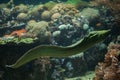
16,12,29,21
44,1,57,10
25,20,51,43
79,8,100,21
41,10,51,20
93,43,120,80
91,0,120,25
2,8,11,17
12,4,28,13
50,3,79,16
28,4,46,20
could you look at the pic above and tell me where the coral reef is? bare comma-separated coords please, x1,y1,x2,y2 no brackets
0,0,119,80
28,4,46,20
51,13,61,20
0,1,95,46
49,13,90,45
93,43,120,80
12,4,28,13
33,57,51,80
92,0,120,26
26,21,51,43
66,0,89,8
1,8,11,17
79,8,100,21
0,37,37,45
41,10,51,20
16,13,29,22
50,3,79,16
44,1,57,10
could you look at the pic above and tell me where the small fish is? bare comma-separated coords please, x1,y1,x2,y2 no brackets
58,68,65,73
10,29,26,37
96,23,102,27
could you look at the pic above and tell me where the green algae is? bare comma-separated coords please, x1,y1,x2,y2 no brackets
66,0,89,7
44,1,57,10
0,37,37,45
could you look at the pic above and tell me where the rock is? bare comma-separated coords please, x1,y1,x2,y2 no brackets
52,30,61,37
66,24,74,29
83,24,89,30
58,24,68,30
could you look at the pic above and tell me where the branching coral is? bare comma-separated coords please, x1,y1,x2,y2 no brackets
93,43,120,80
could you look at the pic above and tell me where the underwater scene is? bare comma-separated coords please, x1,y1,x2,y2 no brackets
0,0,120,80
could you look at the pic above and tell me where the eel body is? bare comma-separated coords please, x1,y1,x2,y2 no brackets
6,30,110,68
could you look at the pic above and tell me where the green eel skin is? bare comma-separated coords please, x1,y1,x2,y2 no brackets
6,30,110,68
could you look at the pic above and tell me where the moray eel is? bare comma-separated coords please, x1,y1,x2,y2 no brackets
6,30,110,68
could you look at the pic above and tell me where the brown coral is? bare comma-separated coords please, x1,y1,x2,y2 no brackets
41,10,51,20
93,43,120,80
28,4,46,20
92,0,120,25
50,3,79,16
34,57,51,71
51,13,61,20
16,13,28,21
33,57,51,80
12,4,28,13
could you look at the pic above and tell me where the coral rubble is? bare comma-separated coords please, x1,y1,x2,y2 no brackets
93,43,120,80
